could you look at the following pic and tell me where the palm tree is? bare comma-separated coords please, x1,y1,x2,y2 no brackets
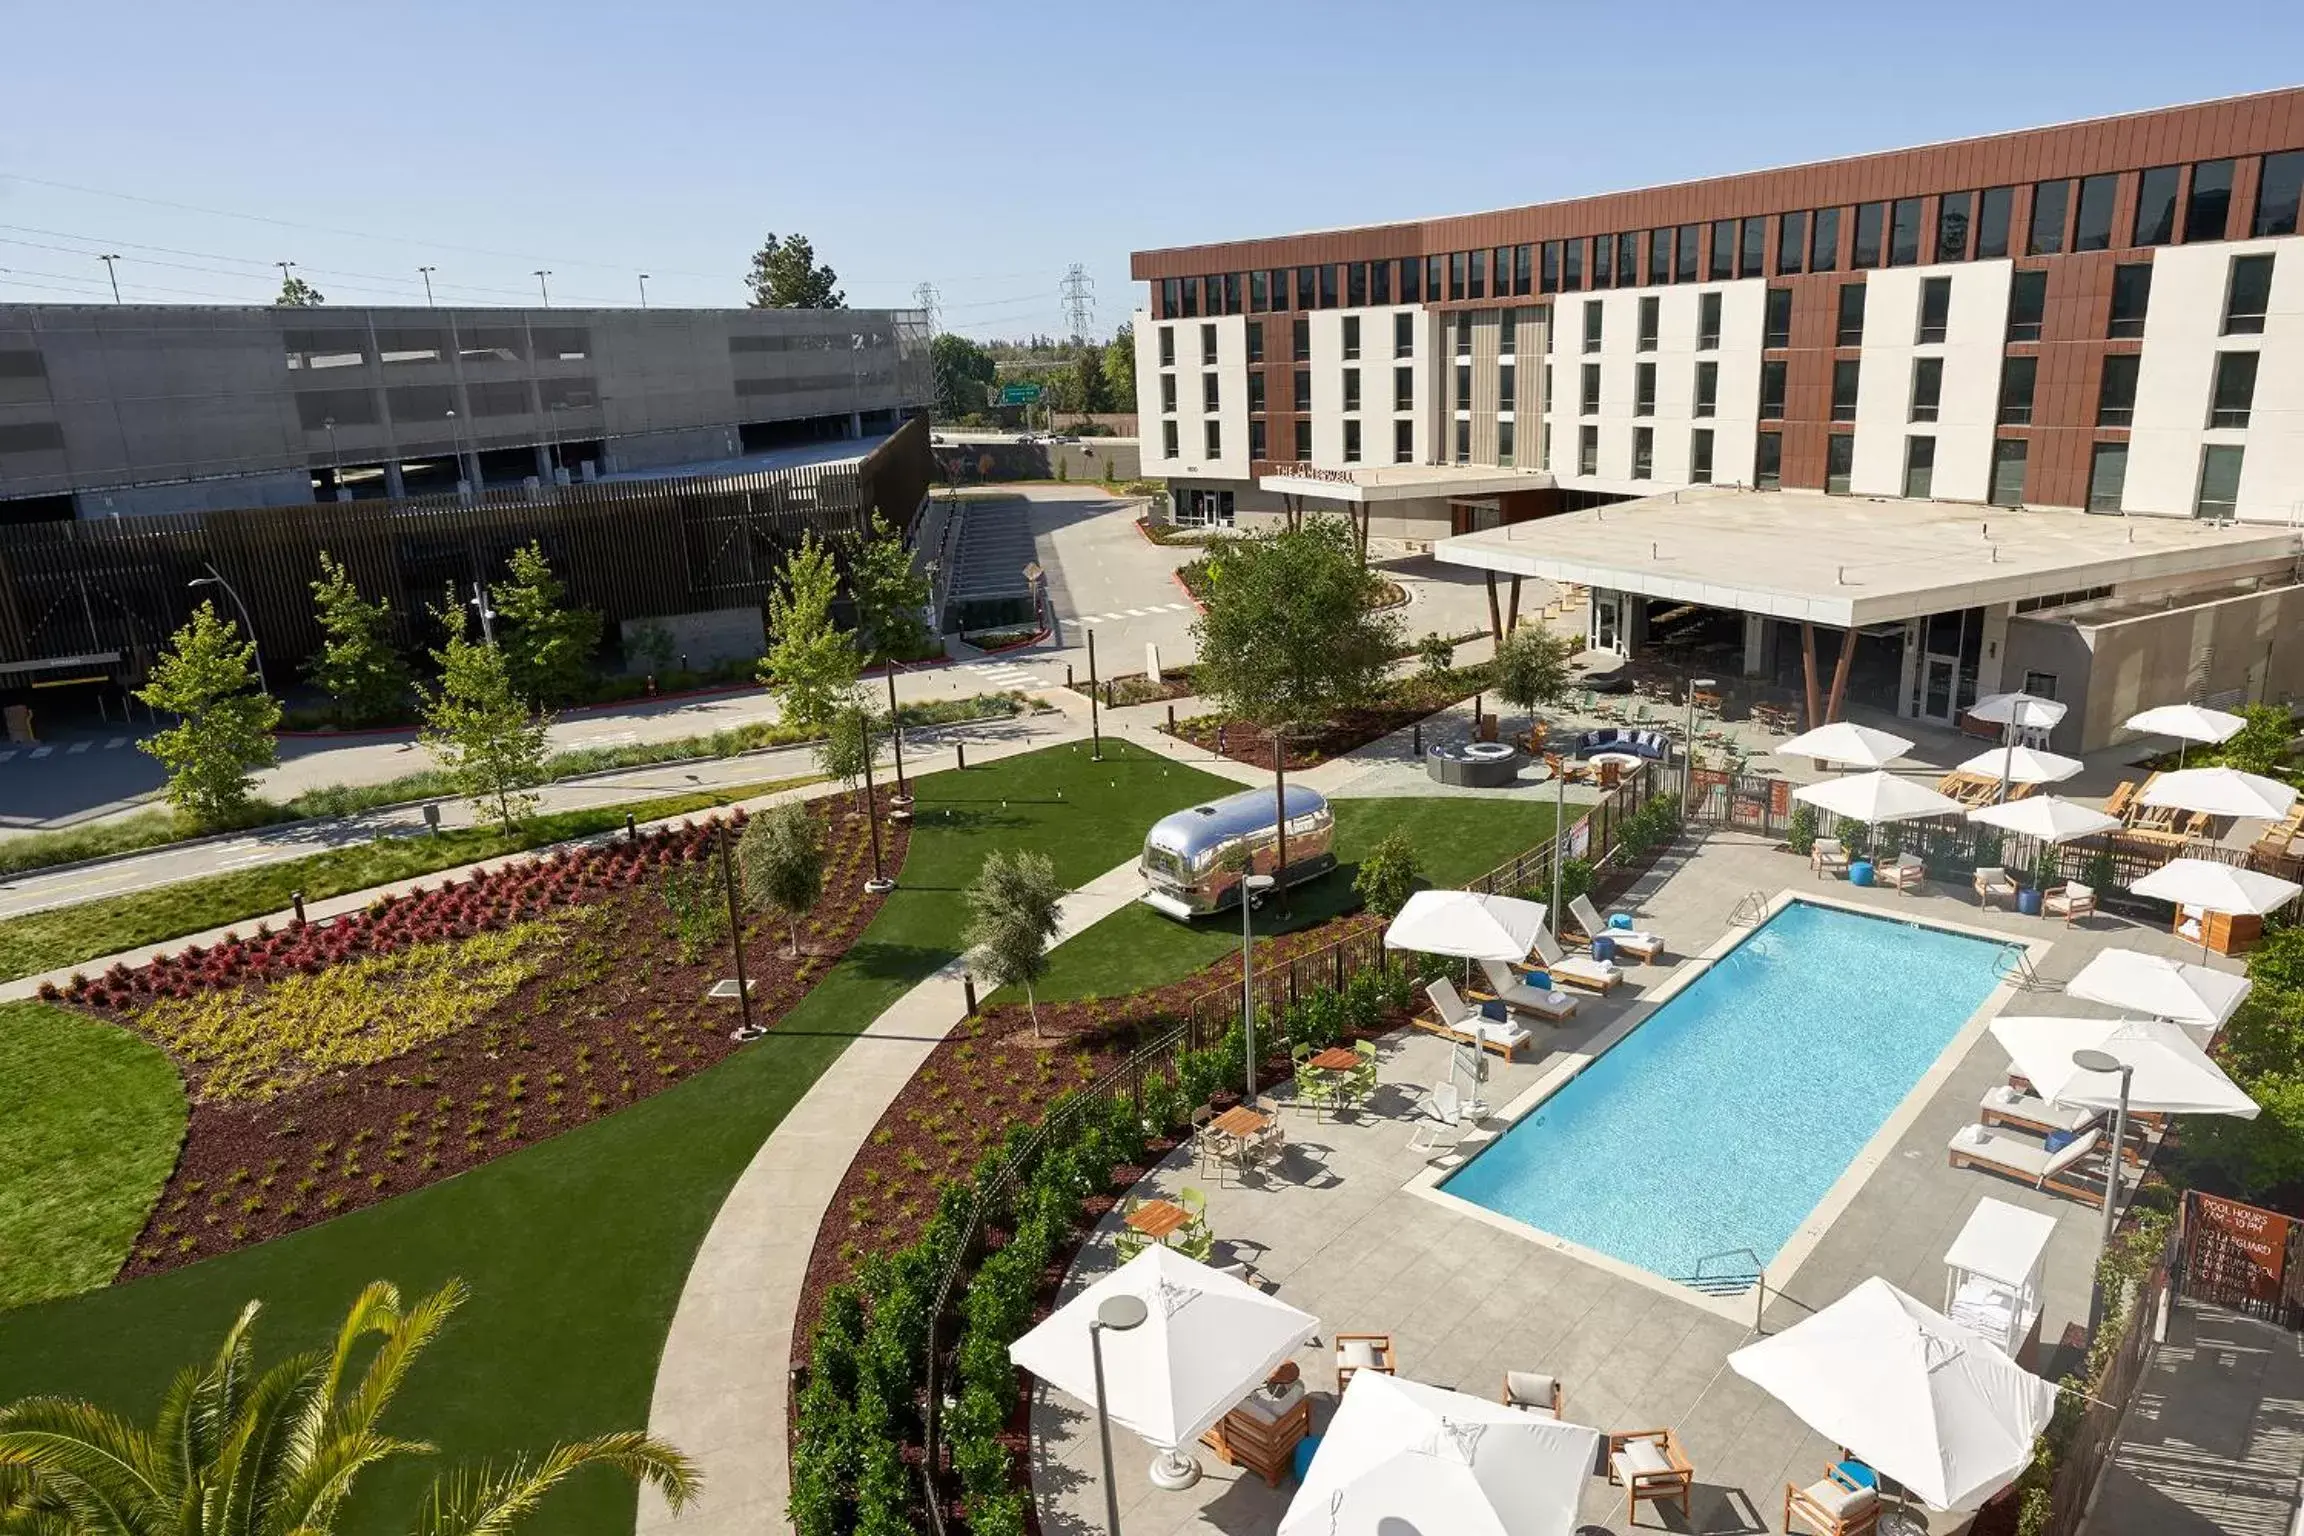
0,1279,699,1536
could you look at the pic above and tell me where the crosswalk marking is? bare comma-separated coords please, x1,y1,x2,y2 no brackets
65,742,89,754
106,737,127,750
0,751,14,763
28,747,51,759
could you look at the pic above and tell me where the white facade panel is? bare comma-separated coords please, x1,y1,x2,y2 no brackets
1543,278,1765,494
1850,262,2011,502
1135,309,1248,481
1305,305,1425,471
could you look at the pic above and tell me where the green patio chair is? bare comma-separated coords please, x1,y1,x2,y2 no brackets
1297,1070,1339,1118
1174,1221,1215,1264
1179,1187,1207,1219
1116,1228,1150,1262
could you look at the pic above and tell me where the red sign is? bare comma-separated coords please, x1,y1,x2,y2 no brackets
2191,1192,2290,1305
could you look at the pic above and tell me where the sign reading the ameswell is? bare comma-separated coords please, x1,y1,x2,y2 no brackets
2189,1192,2290,1307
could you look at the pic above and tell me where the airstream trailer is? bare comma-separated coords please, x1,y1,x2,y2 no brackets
1138,785,1337,920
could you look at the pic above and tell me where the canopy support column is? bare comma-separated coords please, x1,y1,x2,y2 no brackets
1800,622,1823,729
1505,576,1522,635
1486,573,1503,645
1825,626,1857,724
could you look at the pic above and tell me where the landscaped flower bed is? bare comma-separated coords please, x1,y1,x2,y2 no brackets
83,794,907,1280
1169,660,1497,770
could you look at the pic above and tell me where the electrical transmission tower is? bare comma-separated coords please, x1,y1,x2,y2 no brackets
1060,264,1095,344
912,281,941,334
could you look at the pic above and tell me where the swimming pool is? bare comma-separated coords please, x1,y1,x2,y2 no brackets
1440,900,2020,1290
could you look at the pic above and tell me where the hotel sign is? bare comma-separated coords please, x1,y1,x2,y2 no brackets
1281,465,1361,486
2188,1191,2289,1307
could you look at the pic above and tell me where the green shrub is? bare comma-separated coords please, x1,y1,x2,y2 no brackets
1353,829,1420,918
1785,802,1817,855
2084,844,2116,896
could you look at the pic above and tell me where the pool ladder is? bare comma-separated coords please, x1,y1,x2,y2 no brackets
1994,949,2057,992
1674,1247,1771,1331
1727,889,1769,927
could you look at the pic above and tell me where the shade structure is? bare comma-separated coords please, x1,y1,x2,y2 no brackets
2138,767,2298,821
1794,770,1965,824
1383,888,1548,963
1008,1246,1318,1462
2123,703,2246,745
1969,691,2068,732
1280,1371,1602,1536
1954,744,2083,786
2131,858,2302,917
1727,1277,2057,1512
1778,721,1914,768
1989,1014,2258,1118
1964,796,2122,844
2064,948,2250,1035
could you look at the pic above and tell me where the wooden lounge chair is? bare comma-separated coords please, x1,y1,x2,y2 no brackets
1947,1124,2105,1202
1878,854,1926,893
2042,882,2095,925
1421,978,1533,1058
2104,780,2139,819
1979,1086,2099,1137
1811,837,1850,879
1334,1332,1395,1390
1973,866,2017,909
1501,1370,1562,1418
1607,1428,1695,1525
1785,1467,1882,1536
1568,894,1665,962
1530,925,1624,992
1476,959,1579,1024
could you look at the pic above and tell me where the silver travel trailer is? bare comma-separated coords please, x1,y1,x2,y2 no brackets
1138,784,1337,920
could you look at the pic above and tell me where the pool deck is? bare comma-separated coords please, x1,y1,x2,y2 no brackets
1027,827,2238,1535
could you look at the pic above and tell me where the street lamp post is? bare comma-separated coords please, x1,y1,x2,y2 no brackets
533,269,552,306
860,705,895,894
99,254,121,302
1089,1292,1149,1536
1551,756,1568,939
1239,872,1275,1106
2072,1048,2134,1248
468,581,497,646
637,273,651,308
716,822,757,1037
884,663,908,800
187,564,268,697
418,266,437,306
1684,676,1717,818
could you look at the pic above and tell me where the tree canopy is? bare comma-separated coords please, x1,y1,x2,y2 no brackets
306,551,412,725
931,333,997,418
1491,624,1580,728
1101,323,1136,412
739,800,826,957
1190,516,1402,731
759,532,861,732
421,630,549,832
846,512,931,660
490,541,602,707
274,274,325,307
963,849,1064,1038
135,602,280,828
745,232,843,309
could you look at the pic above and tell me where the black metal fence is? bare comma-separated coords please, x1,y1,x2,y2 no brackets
2041,1219,2180,1536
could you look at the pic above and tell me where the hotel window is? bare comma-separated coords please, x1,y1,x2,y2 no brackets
1758,360,1787,419
1562,239,1585,291
1159,373,1177,413
1319,265,1339,308
2029,179,2071,254
2087,442,2129,512
1755,430,1783,489
1296,267,1318,309
1831,359,1860,421
1577,425,1598,475
1158,326,1175,366
1161,421,1178,457
2254,150,2304,236
1764,287,1792,348
1428,255,1445,302
1710,219,1736,280
2095,354,2137,426
1394,365,1413,410
1935,192,1972,262
1975,187,2013,258
1342,316,1361,361
1810,206,1841,271
1343,419,1361,463
1202,373,1220,412
2186,160,2234,243
1226,273,1244,314
1910,357,1943,422
1638,295,1660,351
1161,280,1182,318
1246,321,1263,363
1455,417,1471,463
2224,254,2273,335
1249,270,1271,313
1514,243,1534,296
1635,362,1656,416
1689,427,1714,483
1853,201,1886,267
1390,312,1413,359
1616,233,1639,288
1499,365,1516,412
1678,224,1701,282
1917,277,1951,344
1456,311,1474,356
1835,282,1866,346
1998,356,2037,425
1449,252,1467,300
1478,249,1496,299
1181,277,1201,316
1342,367,1361,412
1249,420,1267,461
1499,309,1517,357
1778,211,1807,274
1201,323,1217,365
1580,362,1600,414
2108,263,2151,339
1371,262,1392,305
2132,166,2180,246
1903,435,1936,498
1294,419,1312,461
1582,300,1603,353
1989,438,2029,507
1293,369,1311,411
2209,352,2258,429
1697,292,1722,350
1455,362,1471,409
1632,427,1654,478
1694,360,1718,417
2006,270,2046,341
1498,418,1516,465
1270,268,1292,309
1204,421,1222,458
1293,318,1311,360
1394,420,1414,463
1648,230,1671,286
1248,371,1267,412
1825,433,1854,494
1889,198,1923,265
1347,263,1368,307
2073,174,2117,251
1399,258,1422,303
2195,444,2244,519
1540,242,1561,294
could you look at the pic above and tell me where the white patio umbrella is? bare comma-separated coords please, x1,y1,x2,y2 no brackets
1778,721,1914,768
1727,1277,2057,1513
1989,1015,2258,1119
1008,1245,1318,1488
1954,744,2083,787
2131,858,2302,918
1279,1371,1602,1536
1965,796,2121,844
2063,949,2251,1038
1382,888,1548,963
2138,766,2298,822
1968,691,2068,731
1794,771,1965,823
2123,703,2245,767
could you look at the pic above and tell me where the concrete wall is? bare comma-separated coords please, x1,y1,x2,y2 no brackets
1998,617,2100,753
931,440,1139,483
2070,584,2304,750
619,606,766,675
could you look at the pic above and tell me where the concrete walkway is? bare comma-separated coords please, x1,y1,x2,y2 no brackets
633,853,1154,1536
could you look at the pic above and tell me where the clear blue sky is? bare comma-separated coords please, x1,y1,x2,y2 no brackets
3,1,2298,339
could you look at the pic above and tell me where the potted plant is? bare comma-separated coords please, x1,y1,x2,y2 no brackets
2018,840,2056,917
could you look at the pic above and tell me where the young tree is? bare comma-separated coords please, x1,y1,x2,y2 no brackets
964,848,1065,1039
1100,322,1136,411
1353,829,1420,918
274,274,325,307
815,695,885,808
760,531,861,732
0,1278,698,1536
2216,703,2297,778
491,541,602,707
931,333,997,418
135,601,280,829
1191,516,1402,732
421,631,550,833
1417,631,1456,677
845,512,931,660
744,232,844,309
1491,624,1580,738
739,799,827,957
306,550,412,725
1069,346,1111,414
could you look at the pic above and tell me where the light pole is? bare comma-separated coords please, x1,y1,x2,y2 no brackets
533,269,552,307
99,253,121,302
323,415,340,499
1551,756,1568,939
637,273,651,308
884,662,908,800
1089,1292,1148,1536
445,408,472,496
1239,872,1275,1106
468,581,496,646
418,265,437,306
187,565,268,697
859,704,895,894
2073,1048,2134,1249
716,821,757,1037
1684,676,1716,818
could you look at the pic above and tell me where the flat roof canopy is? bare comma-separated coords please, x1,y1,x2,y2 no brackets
1259,464,1554,504
1436,487,2302,627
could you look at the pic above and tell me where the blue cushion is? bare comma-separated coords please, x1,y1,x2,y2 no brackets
1293,1435,1323,1483
1481,1000,1508,1021
1834,1460,1878,1490
1608,913,1633,930
1592,936,1618,963
1524,970,1552,990
2043,1128,2077,1154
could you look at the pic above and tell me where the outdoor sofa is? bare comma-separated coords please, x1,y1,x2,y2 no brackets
1573,727,1674,762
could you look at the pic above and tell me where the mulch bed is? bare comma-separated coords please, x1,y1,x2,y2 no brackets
108,792,907,1282
1168,702,1451,770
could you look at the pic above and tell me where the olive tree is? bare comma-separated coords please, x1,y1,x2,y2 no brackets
1190,516,1400,732
963,848,1064,1040
739,800,826,957
1491,624,1580,740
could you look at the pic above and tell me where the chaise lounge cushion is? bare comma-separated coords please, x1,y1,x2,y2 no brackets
1802,1479,1879,1519
1505,1371,1558,1409
1339,1340,1380,1370
1613,1438,1672,1479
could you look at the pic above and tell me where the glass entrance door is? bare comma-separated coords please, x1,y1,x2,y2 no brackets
1920,655,1958,723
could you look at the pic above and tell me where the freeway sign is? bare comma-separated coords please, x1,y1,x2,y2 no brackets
999,382,1043,405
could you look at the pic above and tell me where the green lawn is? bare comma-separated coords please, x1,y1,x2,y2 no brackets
0,774,824,984
0,739,1232,1536
0,1003,188,1311
1032,794,1561,1001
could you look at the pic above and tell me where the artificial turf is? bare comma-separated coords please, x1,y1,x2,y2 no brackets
0,738,1232,1536
0,1003,188,1311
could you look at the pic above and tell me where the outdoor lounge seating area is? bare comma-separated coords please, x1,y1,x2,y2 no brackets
1574,726,1674,762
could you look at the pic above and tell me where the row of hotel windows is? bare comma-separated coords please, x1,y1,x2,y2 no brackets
1154,151,2304,317
1157,417,1444,466
1157,360,1504,416
1157,309,1529,368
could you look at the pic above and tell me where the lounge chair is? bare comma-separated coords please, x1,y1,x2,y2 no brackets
1811,837,1850,879
1334,1332,1395,1390
1978,1085,2099,1137
1529,926,1624,993
1785,1468,1881,1536
1947,1124,2104,1202
2042,883,2096,924
1607,1428,1695,1525
1878,854,1926,893
1422,978,1534,1059
1501,1371,1562,1418
1973,866,2017,909
1476,959,1579,1024
1406,1081,1495,1161
1568,894,1665,962
2105,780,2138,819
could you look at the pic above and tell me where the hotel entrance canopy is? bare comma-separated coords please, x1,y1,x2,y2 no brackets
1434,487,2300,628
1259,464,1555,504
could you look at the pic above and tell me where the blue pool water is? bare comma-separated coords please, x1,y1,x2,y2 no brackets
1442,901,2019,1287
